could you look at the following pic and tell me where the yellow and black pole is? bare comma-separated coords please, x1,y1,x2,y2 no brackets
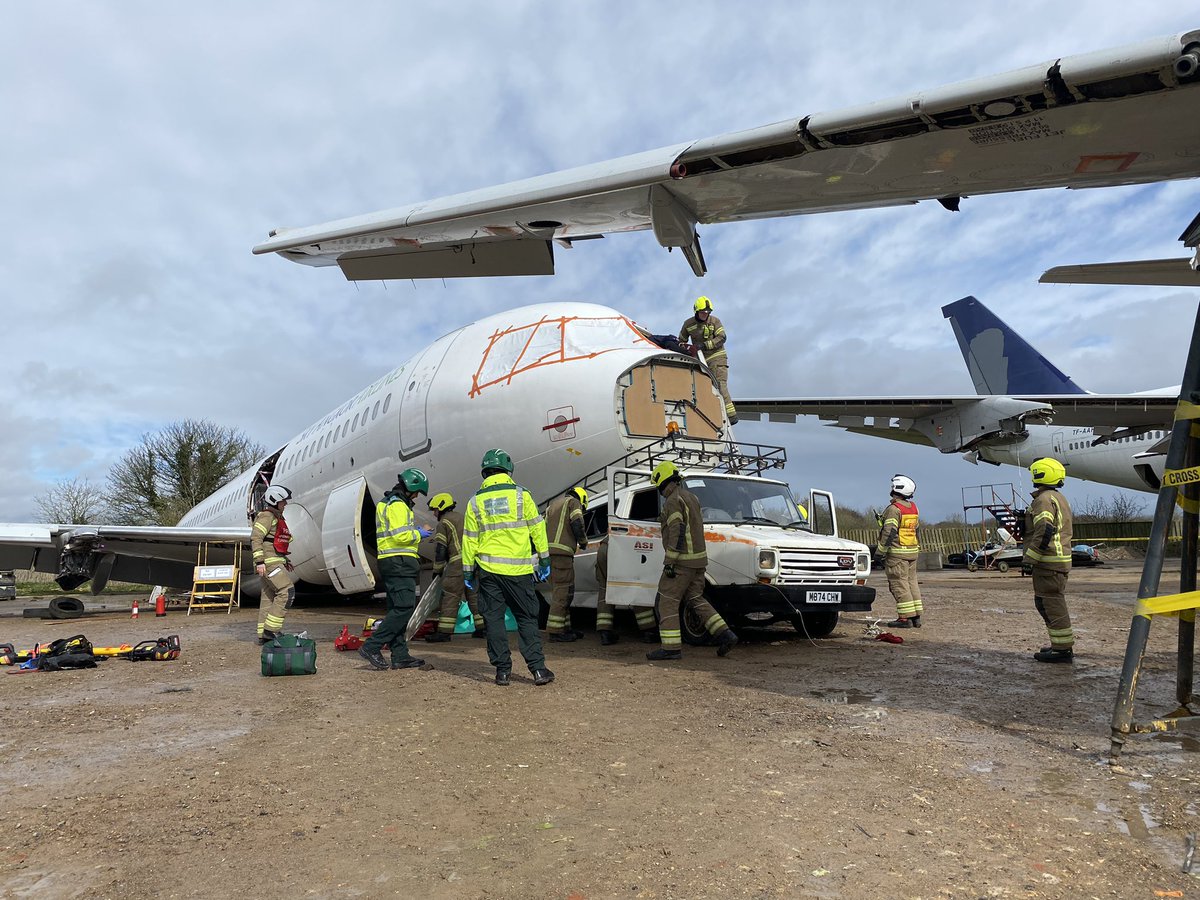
1110,304,1200,758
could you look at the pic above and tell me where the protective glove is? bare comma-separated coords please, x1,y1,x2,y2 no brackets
535,560,552,582
664,563,676,578
871,553,885,568
418,526,434,539
464,570,476,592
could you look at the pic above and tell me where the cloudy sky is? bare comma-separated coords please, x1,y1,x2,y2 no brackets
4,3,1197,523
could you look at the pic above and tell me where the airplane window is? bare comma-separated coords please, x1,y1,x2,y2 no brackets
383,393,392,414
352,414,359,432
373,400,381,419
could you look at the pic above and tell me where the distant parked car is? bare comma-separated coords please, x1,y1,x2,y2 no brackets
944,541,1024,573
1071,543,1103,567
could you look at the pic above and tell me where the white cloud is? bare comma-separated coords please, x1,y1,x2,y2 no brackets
1,2,1194,520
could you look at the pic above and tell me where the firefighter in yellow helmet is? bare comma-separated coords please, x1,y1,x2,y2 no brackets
646,461,737,660
679,296,737,424
1023,458,1075,663
252,484,293,643
461,449,554,686
544,486,589,641
359,469,433,671
423,492,485,642
874,474,923,628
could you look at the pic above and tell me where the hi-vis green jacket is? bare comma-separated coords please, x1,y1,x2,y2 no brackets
660,481,708,570
462,473,549,576
376,493,421,560
1023,487,1073,571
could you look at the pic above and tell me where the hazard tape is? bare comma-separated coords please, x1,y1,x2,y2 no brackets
1175,400,1200,421
1163,466,1200,488
1136,589,1200,618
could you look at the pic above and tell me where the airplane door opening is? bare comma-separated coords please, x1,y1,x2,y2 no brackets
399,332,458,459
247,447,285,521
1052,431,1065,456
620,359,724,440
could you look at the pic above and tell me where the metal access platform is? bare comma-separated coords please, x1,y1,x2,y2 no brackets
570,433,787,501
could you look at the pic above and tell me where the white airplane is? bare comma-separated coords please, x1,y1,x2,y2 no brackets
252,31,1200,280
736,296,1177,493
0,303,739,594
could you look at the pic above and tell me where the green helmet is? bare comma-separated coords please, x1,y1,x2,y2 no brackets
398,468,429,496
481,448,514,474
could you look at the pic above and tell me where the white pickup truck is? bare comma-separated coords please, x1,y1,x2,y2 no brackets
570,467,875,643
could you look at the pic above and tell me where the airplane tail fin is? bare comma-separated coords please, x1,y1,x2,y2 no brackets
941,296,1085,395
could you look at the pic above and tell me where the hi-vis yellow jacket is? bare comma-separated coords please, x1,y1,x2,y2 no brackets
462,473,549,576
376,494,421,560
1023,487,1073,571
877,500,920,559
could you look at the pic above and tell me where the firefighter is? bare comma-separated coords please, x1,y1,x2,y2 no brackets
595,534,659,646
647,461,737,660
1023,458,1075,663
424,492,485,642
545,486,588,642
358,469,433,671
874,474,923,628
461,448,555,687
252,484,294,643
678,295,737,424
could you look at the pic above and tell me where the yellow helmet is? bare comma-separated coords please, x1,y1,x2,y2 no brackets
651,460,680,489
1030,457,1067,487
571,486,588,510
694,295,713,313
428,492,455,512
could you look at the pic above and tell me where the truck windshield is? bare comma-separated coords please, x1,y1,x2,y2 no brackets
682,477,800,526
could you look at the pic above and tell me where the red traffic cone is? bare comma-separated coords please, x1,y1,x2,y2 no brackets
131,597,140,619
155,593,167,617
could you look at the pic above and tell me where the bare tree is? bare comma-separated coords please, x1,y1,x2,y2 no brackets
105,419,266,525
1077,493,1148,524
34,477,107,524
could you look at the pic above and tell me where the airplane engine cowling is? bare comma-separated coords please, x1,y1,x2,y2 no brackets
915,398,1053,453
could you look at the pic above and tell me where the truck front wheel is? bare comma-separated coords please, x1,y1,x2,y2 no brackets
680,599,713,646
791,609,839,638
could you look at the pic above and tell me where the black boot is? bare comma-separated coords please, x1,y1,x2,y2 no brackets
532,668,556,686
258,630,278,645
495,670,510,686
640,630,659,644
646,648,682,661
424,632,452,643
910,615,922,629
1033,647,1074,663
358,646,388,670
599,630,618,646
391,657,426,669
886,618,913,628
549,631,579,643
716,629,738,657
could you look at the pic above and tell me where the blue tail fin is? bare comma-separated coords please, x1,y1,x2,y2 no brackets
941,296,1085,395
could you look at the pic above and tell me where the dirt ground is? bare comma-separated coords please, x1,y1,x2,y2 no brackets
2,562,1198,899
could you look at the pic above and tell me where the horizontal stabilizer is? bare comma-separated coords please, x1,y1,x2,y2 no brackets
1039,258,1200,287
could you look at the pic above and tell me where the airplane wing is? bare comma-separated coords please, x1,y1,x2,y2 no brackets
1040,259,1200,287
254,31,1200,279
737,394,1176,454
0,523,252,593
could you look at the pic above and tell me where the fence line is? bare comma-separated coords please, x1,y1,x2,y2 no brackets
843,520,1181,552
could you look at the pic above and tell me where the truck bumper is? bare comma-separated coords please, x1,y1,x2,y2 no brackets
706,582,876,615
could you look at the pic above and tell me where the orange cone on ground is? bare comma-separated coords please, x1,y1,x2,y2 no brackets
131,597,140,619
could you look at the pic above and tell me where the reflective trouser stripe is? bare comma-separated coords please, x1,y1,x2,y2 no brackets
1033,568,1073,648
885,557,923,617
596,610,614,629
655,567,724,649
547,555,575,633
595,606,658,631
636,608,657,630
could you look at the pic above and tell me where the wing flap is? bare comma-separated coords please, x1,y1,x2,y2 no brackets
1040,259,1200,286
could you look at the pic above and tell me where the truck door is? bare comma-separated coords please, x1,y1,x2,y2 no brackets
320,477,377,594
808,489,838,537
606,517,664,607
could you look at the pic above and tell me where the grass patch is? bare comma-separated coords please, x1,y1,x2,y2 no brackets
16,581,148,597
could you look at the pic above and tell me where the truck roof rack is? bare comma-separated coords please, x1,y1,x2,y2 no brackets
568,434,788,502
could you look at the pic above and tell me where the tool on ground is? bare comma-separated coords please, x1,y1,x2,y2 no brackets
333,625,363,651
2,635,180,664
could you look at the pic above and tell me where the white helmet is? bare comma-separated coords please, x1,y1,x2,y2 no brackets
890,474,916,498
263,485,292,507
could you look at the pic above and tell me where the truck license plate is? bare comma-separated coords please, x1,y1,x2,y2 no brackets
805,590,840,605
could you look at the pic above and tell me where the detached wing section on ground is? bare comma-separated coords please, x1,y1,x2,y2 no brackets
0,523,251,593
736,395,1177,453
254,32,1200,279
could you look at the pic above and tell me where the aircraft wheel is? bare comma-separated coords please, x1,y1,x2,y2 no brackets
49,597,85,619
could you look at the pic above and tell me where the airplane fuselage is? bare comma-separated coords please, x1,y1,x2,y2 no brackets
978,424,1168,493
